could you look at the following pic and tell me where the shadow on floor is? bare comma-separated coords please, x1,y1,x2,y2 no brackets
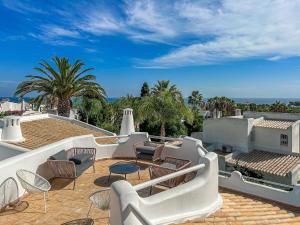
0,201,29,216
61,218,94,225
49,178,75,190
94,175,125,187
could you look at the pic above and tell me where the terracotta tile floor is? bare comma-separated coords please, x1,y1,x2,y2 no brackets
0,159,299,225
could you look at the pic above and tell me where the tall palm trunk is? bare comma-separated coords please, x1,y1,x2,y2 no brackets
160,122,166,137
57,98,71,117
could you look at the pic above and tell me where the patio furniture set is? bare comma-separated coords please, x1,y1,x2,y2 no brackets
0,141,192,218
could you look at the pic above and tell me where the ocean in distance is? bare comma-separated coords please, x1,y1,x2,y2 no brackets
2,97,300,105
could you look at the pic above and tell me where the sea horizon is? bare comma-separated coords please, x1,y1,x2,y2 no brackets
2,96,300,105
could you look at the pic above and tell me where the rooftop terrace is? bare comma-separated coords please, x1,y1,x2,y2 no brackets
11,118,116,149
1,159,299,225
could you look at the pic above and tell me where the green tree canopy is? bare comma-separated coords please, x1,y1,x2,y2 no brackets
142,80,192,137
188,90,204,111
140,82,150,97
15,56,106,117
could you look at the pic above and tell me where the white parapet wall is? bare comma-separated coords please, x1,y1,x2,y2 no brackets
219,171,300,207
109,152,222,225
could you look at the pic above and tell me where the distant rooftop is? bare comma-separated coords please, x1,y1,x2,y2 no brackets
254,119,295,130
10,118,116,149
227,150,300,176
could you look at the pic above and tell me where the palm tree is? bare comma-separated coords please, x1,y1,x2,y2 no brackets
15,56,106,117
207,96,236,116
75,97,103,124
152,80,182,101
142,80,192,137
140,82,150,97
270,101,287,113
188,90,204,111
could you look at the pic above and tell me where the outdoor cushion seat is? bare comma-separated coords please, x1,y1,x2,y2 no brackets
69,153,93,165
49,150,67,160
134,141,165,163
136,153,154,160
160,162,177,170
135,146,156,155
47,148,96,190
75,160,94,177
144,141,158,147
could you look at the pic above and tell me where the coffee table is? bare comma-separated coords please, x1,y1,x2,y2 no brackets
108,162,140,182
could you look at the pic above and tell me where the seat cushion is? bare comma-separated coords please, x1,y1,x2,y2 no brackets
144,141,158,147
136,153,153,160
75,160,94,177
136,146,155,155
69,153,93,165
160,162,177,170
49,150,67,160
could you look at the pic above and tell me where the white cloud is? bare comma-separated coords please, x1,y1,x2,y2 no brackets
140,0,300,67
28,25,80,46
4,0,300,67
2,0,45,14
41,25,80,38
66,0,300,67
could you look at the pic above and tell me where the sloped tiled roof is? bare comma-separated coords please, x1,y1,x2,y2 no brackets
11,118,116,149
254,120,295,129
227,150,300,176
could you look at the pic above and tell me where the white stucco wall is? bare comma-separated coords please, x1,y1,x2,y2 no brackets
253,124,300,154
203,117,253,153
291,122,300,153
0,102,22,112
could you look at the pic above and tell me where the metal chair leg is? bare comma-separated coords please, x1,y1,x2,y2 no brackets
86,202,93,217
107,172,111,183
43,192,47,213
73,179,76,190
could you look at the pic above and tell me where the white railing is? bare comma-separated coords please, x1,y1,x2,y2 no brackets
134,163,205,191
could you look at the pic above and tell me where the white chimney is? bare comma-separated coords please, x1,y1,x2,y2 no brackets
120,108,135,135
1,116,25,142
21,99,26,111
235,109,242,116
212,109,217,119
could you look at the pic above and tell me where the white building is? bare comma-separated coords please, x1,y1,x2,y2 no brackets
0,99,29,112
203,111,300,154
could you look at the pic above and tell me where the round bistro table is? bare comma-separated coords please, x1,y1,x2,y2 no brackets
108,162,140,182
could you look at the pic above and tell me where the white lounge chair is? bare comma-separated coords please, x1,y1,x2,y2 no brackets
16,169,51,213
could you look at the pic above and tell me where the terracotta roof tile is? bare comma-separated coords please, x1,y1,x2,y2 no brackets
227,150,300,176
9,118,116,149
254,120,295,129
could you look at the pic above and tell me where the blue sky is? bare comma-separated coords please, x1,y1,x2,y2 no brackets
1,0,300,98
